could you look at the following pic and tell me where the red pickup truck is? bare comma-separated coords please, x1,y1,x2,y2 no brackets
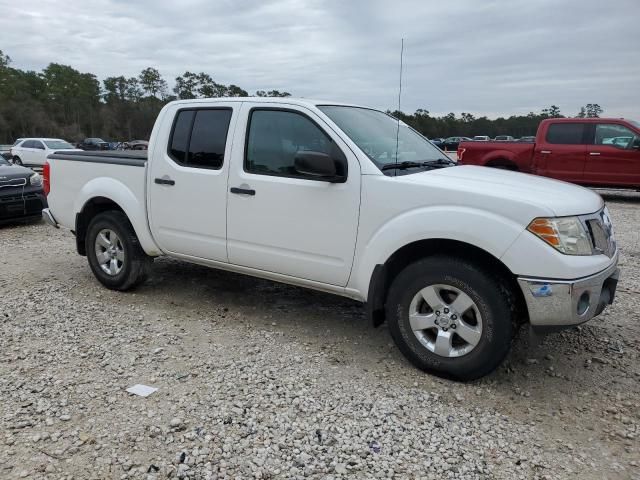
457,118,640,189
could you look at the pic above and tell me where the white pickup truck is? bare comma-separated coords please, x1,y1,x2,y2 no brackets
42,97,619,380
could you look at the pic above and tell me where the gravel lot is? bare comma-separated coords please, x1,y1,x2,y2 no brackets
1,191,639,480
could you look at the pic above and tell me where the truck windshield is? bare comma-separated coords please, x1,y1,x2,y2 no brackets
318,106,449,170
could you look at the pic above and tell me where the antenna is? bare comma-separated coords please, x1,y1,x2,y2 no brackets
394,38,404,176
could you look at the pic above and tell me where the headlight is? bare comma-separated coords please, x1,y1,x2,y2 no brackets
29,173,43,186
527,216,593,255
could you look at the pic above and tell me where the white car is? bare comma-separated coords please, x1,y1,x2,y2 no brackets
472,135,490,141
10,138,81,167
41,97,619,380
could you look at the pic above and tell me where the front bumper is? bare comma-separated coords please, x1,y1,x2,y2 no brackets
517,253,619,331
0,190,47,222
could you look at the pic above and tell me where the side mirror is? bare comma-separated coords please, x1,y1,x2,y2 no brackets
632,138,640,150
294,151,346,182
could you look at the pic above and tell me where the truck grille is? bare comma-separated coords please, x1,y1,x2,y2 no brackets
586,208,616,258
0,177,27,188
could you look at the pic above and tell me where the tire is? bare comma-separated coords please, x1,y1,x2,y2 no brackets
13,156,23,166
85,211,151,291
385,256,513,381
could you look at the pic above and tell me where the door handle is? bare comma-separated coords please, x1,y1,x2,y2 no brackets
589,152,601,156
540,150,552,154
230,187,256,196
154,177,175,186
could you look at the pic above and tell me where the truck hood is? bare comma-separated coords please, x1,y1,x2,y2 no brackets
401,165,604,218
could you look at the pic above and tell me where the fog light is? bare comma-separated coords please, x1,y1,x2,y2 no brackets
577,292,590,316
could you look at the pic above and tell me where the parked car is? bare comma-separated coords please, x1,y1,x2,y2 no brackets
0,144,13,161
0,156,47,222
441,136,472,151
42,97,619,380
429,138,444,149
79,138,110,150
458,118,640,189
472,136,490,141
493,135,515,141
10,138,81,167
517,136,536,142
127,140,149,150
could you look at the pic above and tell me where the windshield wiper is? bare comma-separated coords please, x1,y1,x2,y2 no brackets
381,158,455,171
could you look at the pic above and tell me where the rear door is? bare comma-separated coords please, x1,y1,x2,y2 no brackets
532,122,587,183
226,103,361,286
148,103,237,261
30,140,47,166
18,140,37,165
584,122,640,187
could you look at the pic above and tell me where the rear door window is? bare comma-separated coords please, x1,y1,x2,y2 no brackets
545,123,586,144
168,108,232,169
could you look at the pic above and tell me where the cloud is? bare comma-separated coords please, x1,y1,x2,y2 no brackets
1,0,638,118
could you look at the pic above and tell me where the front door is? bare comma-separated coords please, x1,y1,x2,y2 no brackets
226,104,361,286
147,104,237,261
584,123,640,187
533,122,587,183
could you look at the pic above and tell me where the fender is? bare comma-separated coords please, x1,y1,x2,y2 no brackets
481,149,517,165
74,176,161,256
348,205,526,300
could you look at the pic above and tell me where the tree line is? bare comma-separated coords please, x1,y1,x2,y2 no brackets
0,50,604,143
391,103,604,140
0,50,291,144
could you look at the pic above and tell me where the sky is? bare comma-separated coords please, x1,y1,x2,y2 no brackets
1,0,639,119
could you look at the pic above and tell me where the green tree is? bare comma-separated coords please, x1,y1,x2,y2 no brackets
0,50,11,68
255,90,291,97
585,103,603,118
138,67,168,99
542,105,562,118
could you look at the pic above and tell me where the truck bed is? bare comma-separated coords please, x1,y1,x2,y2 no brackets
457,140,535,172
48,150,147,166
46,150,149,235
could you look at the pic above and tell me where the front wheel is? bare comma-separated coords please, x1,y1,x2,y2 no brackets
86,211,151,291
13,156,23,166
385,256,513,380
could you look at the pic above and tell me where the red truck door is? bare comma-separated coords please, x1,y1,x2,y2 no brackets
584,122,640,187
532,122,587,183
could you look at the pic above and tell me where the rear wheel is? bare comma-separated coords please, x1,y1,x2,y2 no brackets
385,256,513,380
86,211,151,291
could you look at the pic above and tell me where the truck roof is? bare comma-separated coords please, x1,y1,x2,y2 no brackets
169,97,368,110
540,117,633,123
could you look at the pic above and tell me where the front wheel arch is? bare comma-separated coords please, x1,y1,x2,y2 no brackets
367,239,527,328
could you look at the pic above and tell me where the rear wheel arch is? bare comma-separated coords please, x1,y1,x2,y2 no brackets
486,158,519,171
75,197,126,255
367,238,527,328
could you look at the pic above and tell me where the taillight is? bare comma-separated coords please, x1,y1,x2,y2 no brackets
457,147,465,162
43,161,50,196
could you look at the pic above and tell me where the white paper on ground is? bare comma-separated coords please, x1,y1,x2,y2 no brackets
126,384,158,397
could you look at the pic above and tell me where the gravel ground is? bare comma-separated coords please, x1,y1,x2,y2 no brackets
1,191,639,480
